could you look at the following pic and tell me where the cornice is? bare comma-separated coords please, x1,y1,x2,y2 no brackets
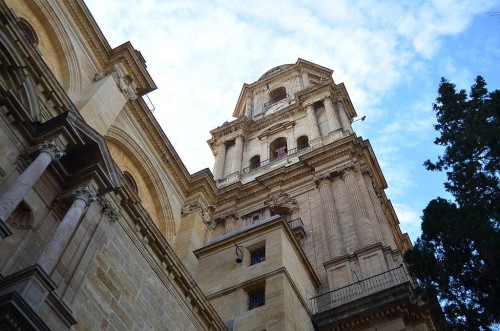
62,0,156,96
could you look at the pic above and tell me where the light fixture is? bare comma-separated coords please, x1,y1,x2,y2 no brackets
234,243,244,263
353,115,366,123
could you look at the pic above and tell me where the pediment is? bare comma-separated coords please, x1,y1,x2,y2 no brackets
257,120,295,140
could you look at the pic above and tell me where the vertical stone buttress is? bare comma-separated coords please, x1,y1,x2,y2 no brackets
306,104,320,140
342,168,375,248
317,176,345,259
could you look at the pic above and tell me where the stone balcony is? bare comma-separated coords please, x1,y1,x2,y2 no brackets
310,265,412,315
310,265,423,330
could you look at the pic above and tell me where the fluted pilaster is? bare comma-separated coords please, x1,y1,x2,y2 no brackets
232,136,243,173
306,105,320,140
335,100,352,134
213,142,226,180
324,97,341,133
317,176,345,259
363,173,396,248
343,169,375,248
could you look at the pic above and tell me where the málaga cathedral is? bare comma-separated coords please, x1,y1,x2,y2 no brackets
0,1,439,330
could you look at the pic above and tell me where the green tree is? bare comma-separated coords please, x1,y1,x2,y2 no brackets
404,76,500,330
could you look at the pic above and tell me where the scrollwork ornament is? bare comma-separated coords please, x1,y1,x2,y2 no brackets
74,184,97,207
40,139,65,161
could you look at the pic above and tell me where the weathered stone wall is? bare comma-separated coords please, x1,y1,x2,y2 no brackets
73,220,204,331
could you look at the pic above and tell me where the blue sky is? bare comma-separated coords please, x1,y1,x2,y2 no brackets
84,0,500,243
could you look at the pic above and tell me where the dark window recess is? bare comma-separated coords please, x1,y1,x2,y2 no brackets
250,247,265,265
248,288,265,310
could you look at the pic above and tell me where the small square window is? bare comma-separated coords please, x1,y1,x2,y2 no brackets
250,247,265,265
248,288,265,310
252,214,260,223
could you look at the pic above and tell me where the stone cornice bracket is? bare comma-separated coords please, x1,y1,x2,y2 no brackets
98,196,120,223
94,64,138,101
264,192,299,215
181,200,211,224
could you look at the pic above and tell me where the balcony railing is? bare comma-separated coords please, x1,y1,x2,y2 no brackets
310,265,412,315
264,93,289,108
242,144,310,174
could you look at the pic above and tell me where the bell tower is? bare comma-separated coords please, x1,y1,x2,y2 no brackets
196,59,437,330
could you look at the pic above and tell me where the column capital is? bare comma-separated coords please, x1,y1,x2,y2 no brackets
315,174,332,188
74,184,97,207
40,139,65,161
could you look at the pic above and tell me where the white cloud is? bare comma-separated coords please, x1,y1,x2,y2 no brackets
83,0,500,239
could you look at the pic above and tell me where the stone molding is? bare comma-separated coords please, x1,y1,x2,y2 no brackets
181,200,211,224
264,192,299,215
97,196,120,223
94,64,138,100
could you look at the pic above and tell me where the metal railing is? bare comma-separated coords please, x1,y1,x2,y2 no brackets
287,218,304,231
242,143,310,174
310,265,411,315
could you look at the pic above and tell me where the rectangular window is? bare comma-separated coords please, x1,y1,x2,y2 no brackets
250,247,265,265
248,288,265,310
252,214,260,223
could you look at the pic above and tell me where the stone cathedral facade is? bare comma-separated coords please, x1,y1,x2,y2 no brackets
0,1,438,330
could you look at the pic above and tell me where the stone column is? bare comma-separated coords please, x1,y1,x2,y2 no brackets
363,173,396,248
306,105,320,140
342,169,375,248
335,100,353,134
232,136,243,173
0,140,65,223
36,185,97,274
246,95,253,120
213,142,226,180
317,177,345,258
302,71,310,88
324,97,341,133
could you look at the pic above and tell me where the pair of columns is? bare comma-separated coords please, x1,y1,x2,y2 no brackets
317,168,377,260
0,139,99,274
213,136,243,181
305,96,352,141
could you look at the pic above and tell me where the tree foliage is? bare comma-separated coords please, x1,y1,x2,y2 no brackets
404,76,500,330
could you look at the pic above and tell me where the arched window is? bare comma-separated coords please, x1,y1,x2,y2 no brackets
269,86,287,104
270,137,287,160
297,136,309,150
18,19,38,45
123,171,139,195
250,155,261,169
